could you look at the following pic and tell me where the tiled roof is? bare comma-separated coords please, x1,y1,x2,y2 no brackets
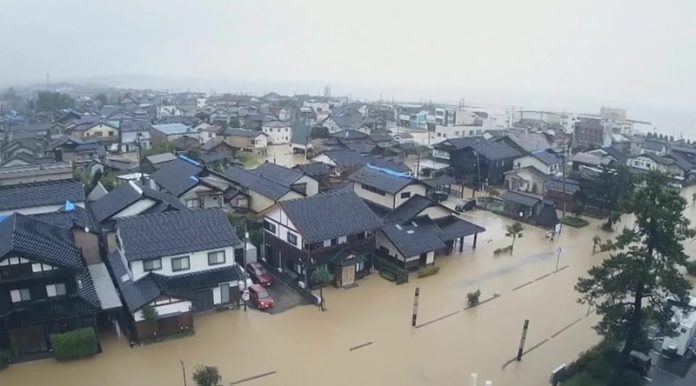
471,141,521,160
0,179,85,212
224,165,291,200
545,178,580,194
381,217,446,257
502,190,542,207
280,191,382,243
0,214,82,270
90,181,186,222
433,136,485,151
383,195,438,224
531,150,560,166
149,158,203,196
117,209,241,261
224,128,266,138
434,215,486,242
294,162,334,178
331,129,369,140
146,152,178,165
33,206,97,232
503,133,552,153
348,165,417,194
152,123,193,135
252,163,303,187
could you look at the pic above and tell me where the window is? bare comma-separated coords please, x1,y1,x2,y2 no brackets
208,250,226,265
287,232,298,246
171,256,190,272
108,131,114,136
400,192,411,199
360,184,386,196
46,283,67,297
186,199,200,208
331,238,338,246
10,289,31,303
143,259,162,272
263,220,277,233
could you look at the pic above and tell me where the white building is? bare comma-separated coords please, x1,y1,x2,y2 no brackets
261,121,292,144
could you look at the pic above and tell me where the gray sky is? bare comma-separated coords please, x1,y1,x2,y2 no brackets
1,1,695,117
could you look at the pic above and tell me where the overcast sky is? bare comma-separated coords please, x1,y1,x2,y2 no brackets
1,0,695,122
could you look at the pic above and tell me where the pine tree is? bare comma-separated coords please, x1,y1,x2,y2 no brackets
576,171,694,384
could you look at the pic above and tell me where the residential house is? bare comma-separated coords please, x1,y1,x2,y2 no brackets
500,190,559,229
376,195,485,269
514,149,561,176
293,162,334,191
0,214,103,359
290,121,314,156
223,165,302,213
433,137,521,186
224,128,268,155
145,152,178,169
49,136,104,167
348,165,427,210
312,150,410,178
626,153,689,180
261,121,292,144
1,138,47,162
544,177,581,214
504,166,549,195
150,123,196,146
496,133,552,154
262,191,382,288
0,161,73,186
33,204,102,265
194,122,222,144
109,209,247,342
90,180,187,252
252,162,319,196
574,118,610,150
0,179,85,216
120,119,152,151
149,157,232,210
79,122,121,145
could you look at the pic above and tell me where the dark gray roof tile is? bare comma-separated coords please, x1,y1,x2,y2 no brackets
0,179,85,212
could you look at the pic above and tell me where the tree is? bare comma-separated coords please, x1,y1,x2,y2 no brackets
505,222,524,252
487,187,500,198
192,365,222,386
34,91,75,112
592,236,602,255
596,166,634,231
141,305,158,337
576,171,695,385
311,265,332,311
95,93,108,107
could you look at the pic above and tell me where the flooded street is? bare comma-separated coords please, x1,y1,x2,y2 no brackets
4,160,696,386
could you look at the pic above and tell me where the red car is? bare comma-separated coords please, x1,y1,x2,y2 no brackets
246,262,273,287
248,284,274,310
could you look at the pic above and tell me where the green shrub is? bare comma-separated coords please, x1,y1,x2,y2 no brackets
586,358,613,379
0,349,11,370
467,290,481,306
379,270,396,282
686,260,696,276
560,216,590,228
416,265,439,278
374,256,409,284
493,245,513,256
561,371,600,386
51,327,98,361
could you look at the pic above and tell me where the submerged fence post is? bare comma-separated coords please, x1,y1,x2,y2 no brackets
412,287,420,327
517,319,530,361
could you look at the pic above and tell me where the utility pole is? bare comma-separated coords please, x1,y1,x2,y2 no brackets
179,359,187,386
561,145,567,218
415,150,421,178
412,287,420,327
516,319,530,361
555,246,562,272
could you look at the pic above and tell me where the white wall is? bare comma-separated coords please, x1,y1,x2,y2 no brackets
113,199,157,219
262,124,292,144
294,175,319,196
128,246,238,281
133,300,191,322
394,184,427,208
515,155,556,175
375,231,406,262
265,206,304,249
419,205,452,220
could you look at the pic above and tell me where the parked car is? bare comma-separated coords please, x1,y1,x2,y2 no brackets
432,191,448,202
246,262,273,287
249,284,274,310
455,199,476,212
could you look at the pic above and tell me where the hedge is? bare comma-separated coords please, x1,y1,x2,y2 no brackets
417,265,439,278
0,349,11,370
560,216,590,228
51,327,98,361
374,256,409,284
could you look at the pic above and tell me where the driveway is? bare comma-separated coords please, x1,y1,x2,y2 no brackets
262,272,313,315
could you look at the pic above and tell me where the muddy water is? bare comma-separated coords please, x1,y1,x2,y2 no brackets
4,169,696,385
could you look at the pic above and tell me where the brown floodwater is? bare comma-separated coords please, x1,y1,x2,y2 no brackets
4,152,696,386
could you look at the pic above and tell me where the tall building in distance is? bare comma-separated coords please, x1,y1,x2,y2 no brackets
323,84,331,97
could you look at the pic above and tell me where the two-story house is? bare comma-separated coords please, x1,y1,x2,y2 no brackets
223,165,303,213
514,149,561,176
261,121,292,145
262,191,382,288
433,137,521,187
90,180,187,252
109,209,247,342
223,128,268,156
149,157,233,210
348,165,427,211
0,214,103,359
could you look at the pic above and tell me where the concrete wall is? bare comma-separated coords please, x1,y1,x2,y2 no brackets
127,246,238,281
265,206,304,250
